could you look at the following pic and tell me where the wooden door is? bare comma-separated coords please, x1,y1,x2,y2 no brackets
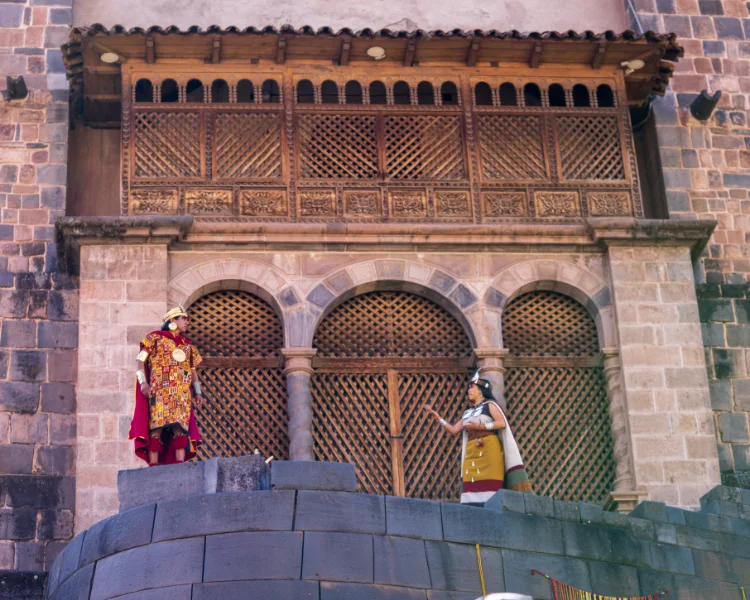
311,291,474,499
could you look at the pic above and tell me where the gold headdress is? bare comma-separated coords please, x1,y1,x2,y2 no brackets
162,305,188,323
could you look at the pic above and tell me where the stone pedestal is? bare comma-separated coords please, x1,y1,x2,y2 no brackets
282,348,317,461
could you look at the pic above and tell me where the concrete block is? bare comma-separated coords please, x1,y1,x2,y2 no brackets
295,491,385,535
320,582,426,600
118,461,205,512
484,489,525,513
523,494,554,518
152,491,294,542
502,549,591,600
193,581,320,600
441,503,564,555
552,499,580,522
90,538,204,600
78,504,156,568
630,501,670,523
271,460,355,492
50,562,94,600
587,562,640,597
203,532,303,582
373,536,430,588
302,532,373,583
385,496,442,541
95,585,192,600
648,542,695,576
212,454,270,492
561,521,612,561
57,530,85,588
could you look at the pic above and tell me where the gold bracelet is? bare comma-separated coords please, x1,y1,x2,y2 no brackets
136,371,147,385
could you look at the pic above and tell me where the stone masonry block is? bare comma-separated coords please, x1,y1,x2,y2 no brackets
203,531,303,582
5,475,74,509
90,537,204,600
720,414,749,442
484,489,526,513
578,502,605,525
79,504,156,568
0,319,36,348
271,460,355,492
385,496,442,541
553,499,580,522
37,321,77,348
193,581,319,600
211,454,269,492
502,549,591,600
0,444,33,474
57,530,86,590
561,521,613,561
373,535,431,588
51,562,94,600
302,531,374,583
709,379,732,411
608,528,653,568
152,490,294,542
295,490,385,535
588,562,640,597
702,500,741,518
0,508,36,540
425,541,504,594
118,461,206,512
96,585,192,600
648,542,695,576
321,582,426,600
40,382,75,413
0,382,39,413
524,494,554,518
713,349,747,379
667,506,687,525
630,501,670,523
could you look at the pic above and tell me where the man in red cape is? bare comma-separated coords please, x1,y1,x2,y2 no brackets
129,305,204,465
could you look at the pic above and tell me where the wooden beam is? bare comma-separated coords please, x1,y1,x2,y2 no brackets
529,42,543,68
146,35,155,64
212,35,221,64
276,36,287,64
84,65,121,74
592,41,607,70
403,39,416,67
466,39,480,67
86,94,121,101
338,37,351,66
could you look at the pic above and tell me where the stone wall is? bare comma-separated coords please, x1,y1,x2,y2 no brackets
0,0,77,572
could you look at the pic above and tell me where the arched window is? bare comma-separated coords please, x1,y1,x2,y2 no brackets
135,79,153,102
596,84,615,108
160,78,178,103
474,82,493,106
548,84,566,107
573,84,590,107
393,81,411,105
186,79,204,103
262,79,280,103
369,81,387,105
297,79,314,104
417,81,435,105
345,81,363,104
236,79,254,103
211,79,229,103
499,83,517,106
523,83,542,107
321,80,339,104
441,81,459,105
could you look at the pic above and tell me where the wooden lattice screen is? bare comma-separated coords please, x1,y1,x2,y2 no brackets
188,289,288,461
502,290,615,503
311,291,473,499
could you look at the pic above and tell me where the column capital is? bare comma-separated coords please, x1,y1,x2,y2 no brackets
601,347,619,359
282,347,317,376
474,347,510,360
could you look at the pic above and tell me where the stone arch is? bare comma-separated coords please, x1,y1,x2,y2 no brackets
485,259,616,349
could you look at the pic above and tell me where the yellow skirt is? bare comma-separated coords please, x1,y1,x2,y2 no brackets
460,433,504,503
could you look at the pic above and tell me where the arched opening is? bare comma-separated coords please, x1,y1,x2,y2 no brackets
160,78,179,103
135,78,153,102
441,81,459,105
262,79,280,103
393,81,411,105
321,80,339,104
502,290,615,503
369,81,387,105
296,79,314,104
188,289,288,461
523,83,542,107
211,79,229,103
548,83,566,107
417,81,435,105
596,84,615,108
185,78,204,103
474,82,493,106
499,82,517,106
573,84,590,107
236,79,255,103
345,80,363,104
312,290,474,499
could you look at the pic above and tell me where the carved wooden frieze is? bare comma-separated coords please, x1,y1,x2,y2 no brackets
435,191,472,217
482,191,528,217
239,189,288,216
534,191,580,217
131,189,179,215
186,189,233,215
344,191,380,216
300,190,336,216
588,191,632,217
390,190,427,218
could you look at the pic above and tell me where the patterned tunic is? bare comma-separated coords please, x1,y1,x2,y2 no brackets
141,332,203,432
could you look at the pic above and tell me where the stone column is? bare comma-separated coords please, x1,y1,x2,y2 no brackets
474,348,509,411
282,348,317,461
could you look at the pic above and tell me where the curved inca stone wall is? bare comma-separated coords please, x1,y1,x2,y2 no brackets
45,465,750,600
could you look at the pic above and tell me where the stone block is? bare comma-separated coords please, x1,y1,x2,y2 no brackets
441,502,563,554
271,460,355,492
648,542,695,575
193,581,320,600
15,541,43,570
321,582,426,600
553,499,580,522
79,504,156,567
58,530,86,588
96,585,192,600
37,509,73,541
719,414,749,442
0,319,36,348
0,508,36,540
41,383,75,414
675,576,744,600
52,562,94,600
0,382,39,413
385,496,443,541
4,475,74,509
0,571,47,600
709,379,732,411
698,298,734,322
295,490,385,535
425,541,482,593
307,284,334,308
702,323,726,347
373,535,431,588
626,517,656,541
0,444,33,474
152,491,294,542
90,538,204,600
10,350,46,382
703,500,741,518
608,528,653,568
483,489,526,514
587,562,640,597
502,549,591,600
561,521,612,561
638,569,675,598
118,461,206,512
203,531,303,582
211,454,269,492
578,502,605,524
714,349,747,379
37,321,77,348
676,526,721,552
693,548,733,582
655,522,678,545
35,445,74,475
630,501,670,523
302,531,373,583
524,494,554,518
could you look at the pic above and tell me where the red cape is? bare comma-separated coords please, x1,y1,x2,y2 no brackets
128,330,202,464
